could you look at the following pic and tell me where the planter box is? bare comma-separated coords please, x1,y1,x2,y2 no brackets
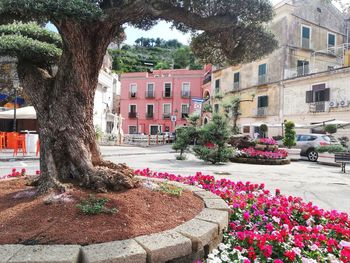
255,144,266,151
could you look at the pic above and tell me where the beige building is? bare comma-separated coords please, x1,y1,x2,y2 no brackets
206,0,350,137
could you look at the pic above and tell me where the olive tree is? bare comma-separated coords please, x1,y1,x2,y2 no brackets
0,0,277,194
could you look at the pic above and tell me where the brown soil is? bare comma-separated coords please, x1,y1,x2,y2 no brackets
0,178,204,245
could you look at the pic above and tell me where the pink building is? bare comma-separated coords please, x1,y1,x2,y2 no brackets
120,69,204,135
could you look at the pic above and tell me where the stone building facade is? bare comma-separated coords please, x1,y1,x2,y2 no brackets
206,0,350,137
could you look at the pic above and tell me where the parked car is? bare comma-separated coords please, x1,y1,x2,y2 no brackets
159,132,175,143
296,134,340,162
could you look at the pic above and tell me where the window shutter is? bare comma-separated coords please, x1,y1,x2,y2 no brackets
306,90,313,103
324,88,330,101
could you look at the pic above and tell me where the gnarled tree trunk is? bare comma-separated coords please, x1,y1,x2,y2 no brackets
18,21,137,194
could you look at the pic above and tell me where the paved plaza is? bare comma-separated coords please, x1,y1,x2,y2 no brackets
1,145,350,214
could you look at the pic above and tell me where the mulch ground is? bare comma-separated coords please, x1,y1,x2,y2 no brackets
0,178,204,245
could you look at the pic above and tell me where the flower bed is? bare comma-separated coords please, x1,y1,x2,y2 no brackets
135,168,350,263
238,147,288,160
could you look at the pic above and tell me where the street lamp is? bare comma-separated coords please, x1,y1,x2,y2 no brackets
12,72,20,132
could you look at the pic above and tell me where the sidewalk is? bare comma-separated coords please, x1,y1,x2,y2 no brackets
0,145,175,161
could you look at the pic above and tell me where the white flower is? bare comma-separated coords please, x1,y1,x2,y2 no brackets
221,254,229,262
219,243,228,251
272,216,280,223
292,247,301,255
309,244,318,251
302,258,317,263
212,249,220,255
340,240,350,248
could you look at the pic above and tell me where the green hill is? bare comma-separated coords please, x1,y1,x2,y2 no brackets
108,38,203,74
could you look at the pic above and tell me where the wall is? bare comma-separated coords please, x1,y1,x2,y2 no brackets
120,69,204,134
283,67,350,136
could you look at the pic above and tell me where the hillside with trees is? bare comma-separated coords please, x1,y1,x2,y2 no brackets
109,38,203,73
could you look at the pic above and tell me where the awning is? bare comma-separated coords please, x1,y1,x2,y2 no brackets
0,106,36,119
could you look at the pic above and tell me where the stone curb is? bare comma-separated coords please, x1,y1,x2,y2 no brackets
0,177,229,263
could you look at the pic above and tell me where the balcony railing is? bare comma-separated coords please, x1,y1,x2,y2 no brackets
162,92,172,98
145,91,155,98
302,38,310,49
129,112,137,118
181,92,191,98
258,75,267,85
129,92,137,98
233,82,240,90
163,113,171,119
309,101,327,113
253,107,268,117
146,112,154,119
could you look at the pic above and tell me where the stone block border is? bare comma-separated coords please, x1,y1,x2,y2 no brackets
1,177,229,263
230,157,291,165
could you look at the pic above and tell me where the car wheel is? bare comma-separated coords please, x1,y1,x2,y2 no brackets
307,150,318,162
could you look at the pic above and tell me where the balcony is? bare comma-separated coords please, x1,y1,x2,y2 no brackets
309,101,328,113
253,107,268,117
162,92,172,98
129,92,137,99
163,113,171,119
146,112,154,119
181,91,191,98
258,75,267,85
128,112,137,118
302,38,310,49
233,82,240,91
145,91,155,99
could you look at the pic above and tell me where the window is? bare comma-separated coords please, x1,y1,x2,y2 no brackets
130,84,137,98
301,25,311,49
129,104,137,118
164,83,172,98
181,104,190,119
129,126,137,134
328,33,336,51
306,84,330,112
258,96,268,108
297,60,309,76
233,72,240,89
182,83,190,98
306,84,330,103
146,104,154,118
215,79,220,93
258,64,267,84
214,104,219,113
146,83,154,98
163,104,171,118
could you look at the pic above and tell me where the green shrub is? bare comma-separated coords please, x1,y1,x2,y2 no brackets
76,195,117,215
316,145,347,153
324,124,337,134
283,121,296,149
193,114,233,164
158,182,183,197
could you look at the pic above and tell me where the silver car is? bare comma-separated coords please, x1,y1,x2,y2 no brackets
296,134,339,161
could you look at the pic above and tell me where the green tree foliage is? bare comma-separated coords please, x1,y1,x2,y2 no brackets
172,126,196,160
194,114,233,164
0,22,61,66
324,124,337,134
109,39,202,73
283,121,296,149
